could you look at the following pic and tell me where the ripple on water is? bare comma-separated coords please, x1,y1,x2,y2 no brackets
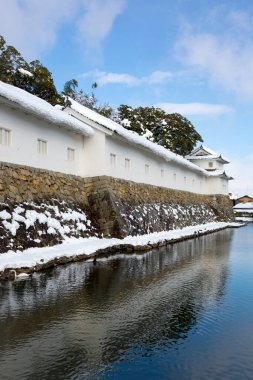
1,226,253,380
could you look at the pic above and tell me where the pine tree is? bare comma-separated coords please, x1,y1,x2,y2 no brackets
0,37,29,85
0,35,63,105
116,105,203,156
27,60,63,105
62,79,97,109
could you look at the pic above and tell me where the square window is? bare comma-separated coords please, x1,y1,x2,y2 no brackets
37,139,47,154
110,153,116,167
125,158,131,170
0,128,11,146
67,147,75,161
208,162,213,168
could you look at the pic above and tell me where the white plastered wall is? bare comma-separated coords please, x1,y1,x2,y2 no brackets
190,159,225,171
0,103,230,195
81,127,106,177
0,104,87,176
205,176,229,195
64,107,111,178
104,135,213,194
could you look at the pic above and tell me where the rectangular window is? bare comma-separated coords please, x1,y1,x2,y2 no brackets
67,147,75,161
125,158,131,170
173,173,176,182
208,162,213,168
145,164,150,175
110,153,116,168
37,139,47,154
161,169,164,178
184,176,187,184
0,128,11,146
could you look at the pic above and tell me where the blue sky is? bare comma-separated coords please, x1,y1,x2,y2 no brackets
1,0,253,196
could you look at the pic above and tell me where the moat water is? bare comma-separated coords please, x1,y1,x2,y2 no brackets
1,224,253,380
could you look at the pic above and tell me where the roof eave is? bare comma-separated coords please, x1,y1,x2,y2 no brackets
0,94,93,138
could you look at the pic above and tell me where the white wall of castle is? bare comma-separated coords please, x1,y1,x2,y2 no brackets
104,135,220,194
0,103,229,195
190,159,224,171
0,104,86,176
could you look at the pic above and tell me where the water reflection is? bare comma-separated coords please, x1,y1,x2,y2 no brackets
0,229,234,379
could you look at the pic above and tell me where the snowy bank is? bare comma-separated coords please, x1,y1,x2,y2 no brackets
0,222,243,276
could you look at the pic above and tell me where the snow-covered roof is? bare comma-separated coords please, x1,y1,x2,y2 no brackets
234,202,253,209
190,145,217,156
186,144,229,164
0,81,93,137
69,99,225,177
208,171,233,180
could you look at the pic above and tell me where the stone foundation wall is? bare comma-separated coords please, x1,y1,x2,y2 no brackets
0,162,234,241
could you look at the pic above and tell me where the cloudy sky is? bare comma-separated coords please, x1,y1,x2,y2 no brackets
0,0,253,196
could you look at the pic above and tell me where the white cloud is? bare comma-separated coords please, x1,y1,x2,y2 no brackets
227,10,253,32
147,70,173,84
76,0,126,59
177,10,253,100
155,102,232,117
0,0,76,60
0,0,126,61
81,70,141,86
229,155,253,196
80,69,173,86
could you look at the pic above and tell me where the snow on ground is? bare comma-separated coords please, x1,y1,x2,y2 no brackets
0,222,241,272
0,200,96,252
235,217,253,222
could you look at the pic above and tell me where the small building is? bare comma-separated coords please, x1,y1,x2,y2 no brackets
186,145,233,195
233,201,253,222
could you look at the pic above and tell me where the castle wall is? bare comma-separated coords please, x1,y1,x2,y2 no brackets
0,162,234,251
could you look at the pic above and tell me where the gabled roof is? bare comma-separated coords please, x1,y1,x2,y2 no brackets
186,144,229,164
0,81,93,137
67,99,219,177
189,144,217,156
236,195,253,202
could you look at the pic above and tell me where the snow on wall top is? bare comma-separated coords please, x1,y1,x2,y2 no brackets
69,99,218,177
0,81,93,137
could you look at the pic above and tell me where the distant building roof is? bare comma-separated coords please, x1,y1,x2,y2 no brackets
186,144,230,164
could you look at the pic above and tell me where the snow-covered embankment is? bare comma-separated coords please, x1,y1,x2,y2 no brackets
0,221,242,279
